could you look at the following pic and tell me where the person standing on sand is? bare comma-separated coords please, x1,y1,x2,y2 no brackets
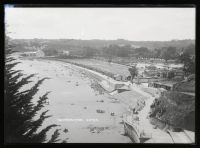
132,108,136,114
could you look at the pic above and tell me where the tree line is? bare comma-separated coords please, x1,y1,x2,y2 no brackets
101,43,194,60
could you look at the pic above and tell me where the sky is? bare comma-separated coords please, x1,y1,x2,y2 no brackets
5,7,195,41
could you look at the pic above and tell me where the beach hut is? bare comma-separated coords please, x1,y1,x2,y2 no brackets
150,81,178,91
21,51,37,57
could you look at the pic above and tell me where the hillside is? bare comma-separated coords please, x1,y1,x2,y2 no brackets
150,91,195,131
174,80,195,93
11,38,195,52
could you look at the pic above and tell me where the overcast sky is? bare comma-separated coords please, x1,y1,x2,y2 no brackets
5,7,195,41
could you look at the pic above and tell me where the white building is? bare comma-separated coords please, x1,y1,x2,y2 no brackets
58,50,70,56
21,50,45,57
62,50,70,56
21,51,37,57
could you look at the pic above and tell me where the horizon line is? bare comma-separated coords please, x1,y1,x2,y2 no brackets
10,37,195,42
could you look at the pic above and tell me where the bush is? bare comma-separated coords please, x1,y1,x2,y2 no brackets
149,91,195,131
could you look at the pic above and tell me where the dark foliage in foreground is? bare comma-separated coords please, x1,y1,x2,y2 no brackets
149,91,195,131
4,38,61,143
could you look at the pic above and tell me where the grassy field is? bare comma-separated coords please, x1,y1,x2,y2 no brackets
93,56,166,66
54,58,131,77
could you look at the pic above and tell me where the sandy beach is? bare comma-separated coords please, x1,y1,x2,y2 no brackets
13,58,133,143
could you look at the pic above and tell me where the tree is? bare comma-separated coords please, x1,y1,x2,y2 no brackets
43,49,58,56
161,47,178,62
103,45,117,56
134,47,151,58
102,44,132,58
154,48,162,58
4,37,61,143
102,45,116,62
178,51,195,75
184,44,195,55
128,65,138,84
116,45,131,57
83,47,96,58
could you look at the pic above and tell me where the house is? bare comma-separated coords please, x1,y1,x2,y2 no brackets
148,81,178,91
143,70,159,78
167,60,176,63
20,50,45,57
159,69,170,78
145,64,157,70
62,50,70,56
131,44,140,48
114,74,128,82
21,51,37,57
173,69,184,79
58,50,70,56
